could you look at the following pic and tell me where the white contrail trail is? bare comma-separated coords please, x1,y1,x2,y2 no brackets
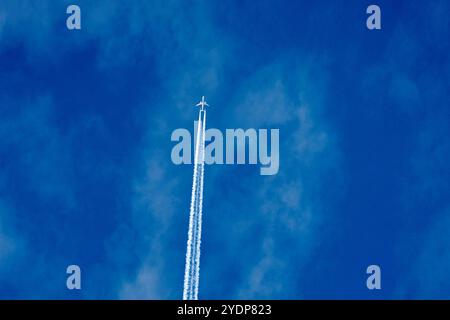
183,107,206,300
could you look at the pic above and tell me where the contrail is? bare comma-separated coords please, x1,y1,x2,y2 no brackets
183,98,207,300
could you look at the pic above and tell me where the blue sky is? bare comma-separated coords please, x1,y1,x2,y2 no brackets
0,0,449,299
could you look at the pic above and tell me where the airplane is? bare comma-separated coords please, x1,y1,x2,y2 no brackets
196,96,209,111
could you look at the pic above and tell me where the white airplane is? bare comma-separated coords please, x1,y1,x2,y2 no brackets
196,96,209,111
